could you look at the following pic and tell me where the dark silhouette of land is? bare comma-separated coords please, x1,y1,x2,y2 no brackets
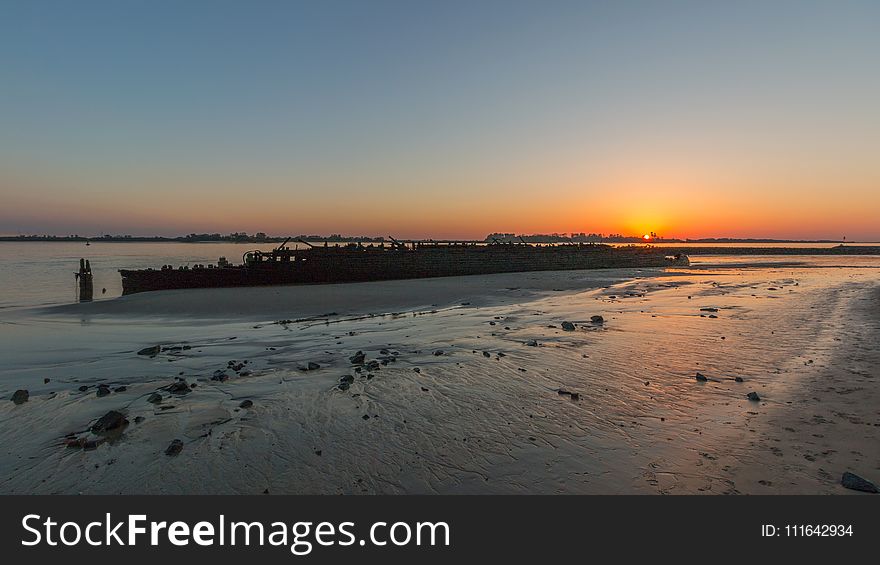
0,231,866,244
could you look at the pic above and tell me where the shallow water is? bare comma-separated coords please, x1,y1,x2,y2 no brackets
1,241,878,310
1,257,878,494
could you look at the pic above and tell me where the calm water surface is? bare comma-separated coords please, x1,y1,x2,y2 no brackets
0,241,878,310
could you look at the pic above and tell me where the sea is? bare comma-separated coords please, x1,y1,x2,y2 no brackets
0,241,878,310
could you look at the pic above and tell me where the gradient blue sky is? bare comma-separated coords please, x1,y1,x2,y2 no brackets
1,0,878,239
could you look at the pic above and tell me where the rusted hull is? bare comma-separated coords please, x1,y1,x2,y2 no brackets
120,246,685,295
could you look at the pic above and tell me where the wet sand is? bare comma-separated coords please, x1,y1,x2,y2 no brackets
1,260,878,494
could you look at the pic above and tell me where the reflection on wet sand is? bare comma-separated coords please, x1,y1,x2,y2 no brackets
1,258,878,494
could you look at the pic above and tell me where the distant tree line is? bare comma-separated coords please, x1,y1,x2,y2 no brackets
0,232,386,243
484,232,669,243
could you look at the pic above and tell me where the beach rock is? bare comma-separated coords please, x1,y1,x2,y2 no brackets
700,307,719,312
337,382,351,391
525,340,538,347
482,351,491,358
307,362,320,371
841,472,879,493
137,345,161,357
239,370,252,377
570,393,580,400
11,389,29,405
433,350,444,356
83,439,101,451
147,392,163,404
734,377,744,383
747,391,761,402
362,414,370,420
134,416,145,424
164,439,184,457
211,370,229,382
114,386,127,393
365,360,380,371
339,374,354,384
96,385,111,397
561,321,576,331
91,410,128,434
350,351,366,365
166,381,191,395
66,437,87,449
43,378,50,384
413,368,421,373
590,315,605,324
78,385,89,392
695,372,708,382
239,399,253,409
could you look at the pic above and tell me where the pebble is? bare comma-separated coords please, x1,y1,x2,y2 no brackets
349,351,366,365
747,391,761,402
91,410,128,434
11,389,29,405
695,372,708,382
239,399,253,409
137,345,161,357
841,472,878,493
166,381,191,395
165,439,184,456
561,321,576,331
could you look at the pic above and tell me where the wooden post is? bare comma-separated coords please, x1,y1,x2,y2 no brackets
76,258,93,302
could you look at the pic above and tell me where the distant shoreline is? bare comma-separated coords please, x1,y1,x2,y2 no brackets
0,235,874,245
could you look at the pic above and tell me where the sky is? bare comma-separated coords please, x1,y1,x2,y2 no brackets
1,0,878,240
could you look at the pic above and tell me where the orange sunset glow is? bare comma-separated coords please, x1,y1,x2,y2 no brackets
1,2,878,241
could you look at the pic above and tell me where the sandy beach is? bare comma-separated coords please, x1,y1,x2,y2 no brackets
1,258,878,494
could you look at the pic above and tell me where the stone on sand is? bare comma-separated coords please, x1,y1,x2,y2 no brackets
695,372,708,382
91,410,128,434
841,472,878,493
11,389,29,404
137,345,161,357
166,381,191,395
561,321,576,331
747,391,761,402
165,439,184,456
349,351,366,365
590,315,604,324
